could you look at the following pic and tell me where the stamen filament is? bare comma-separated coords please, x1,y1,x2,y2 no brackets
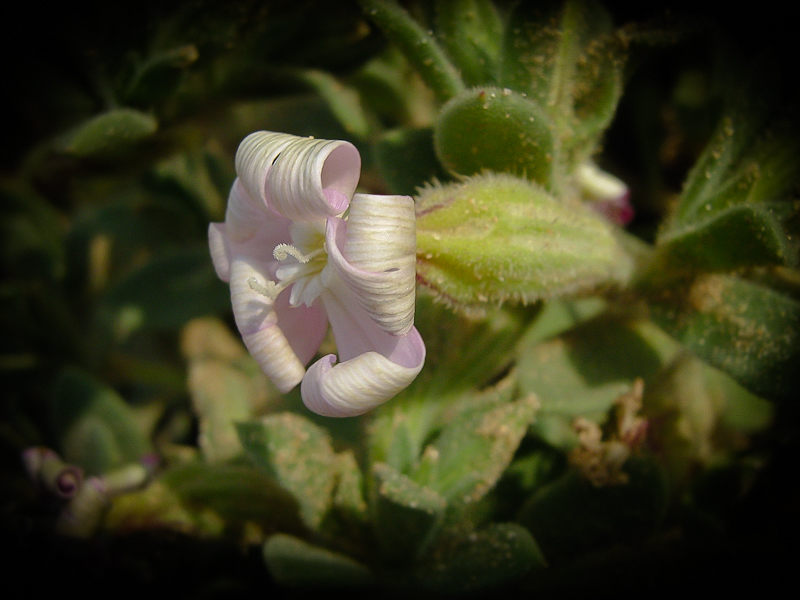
248,277,283,299
273,244,325,263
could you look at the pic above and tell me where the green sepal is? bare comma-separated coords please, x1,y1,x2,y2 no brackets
413,523,546,593
56,108,158,158
52,367,153,475
434,0,503,87
648,273,800,401
415,173,632,313
370,462,447,564
517,456,669,563
263,534,374,588
434,87,554,185
237,414,336,530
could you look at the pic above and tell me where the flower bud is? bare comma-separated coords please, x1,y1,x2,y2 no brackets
415,173,632,313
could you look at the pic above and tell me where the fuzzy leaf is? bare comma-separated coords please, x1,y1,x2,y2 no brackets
517,316,680,448
411,392,539,506
237,414,336,530
57,108,158,157
264,534,373,588
414,523,546,593
434,87,554,185
658,66,800,270
359,0,464,103
163,462,302,531
500,0,624,158
658,203,796,271
369,295,534,474
371,462,447,564
52,368,153,475
434,0,503,86
649,273,800,401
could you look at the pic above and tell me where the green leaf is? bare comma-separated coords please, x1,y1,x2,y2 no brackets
296,69,372,140
264,534,373,588
331,450,369,522
52,367,153,475
658,203,797,271
517,457,669,563
434,0,503,86
648,273,800,401
434,87,554,185
0,184,65,281
57,108,158,157
359,0,464,103
95,248,230,340
369,295,534,474
517,316,680,448
373,127,451,196
371,462,447,564
164,462,302,530
500,0,624,159
410,391,539,507
414,523,546,593
237,414,336,530
658,65,800,270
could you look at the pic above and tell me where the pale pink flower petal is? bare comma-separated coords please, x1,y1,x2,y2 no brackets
326,194,417,336
236,132,360,222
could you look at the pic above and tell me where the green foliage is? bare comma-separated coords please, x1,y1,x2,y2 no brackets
51,368,153,475
4,0,798,595
648,274,800,401
57,109,159,158
237,415,337,530
517,457,669,563
413,523,546,593
359,0,464,103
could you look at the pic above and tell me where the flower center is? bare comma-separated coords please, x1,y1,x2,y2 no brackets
247,222,328,308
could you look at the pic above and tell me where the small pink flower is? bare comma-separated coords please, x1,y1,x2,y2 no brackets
209,132,425,417
577,161,634,226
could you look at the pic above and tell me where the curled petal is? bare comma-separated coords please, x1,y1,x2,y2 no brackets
301,330,425,417
208,223,231,282
301,282,425,417
236,131,361,223
274,290,328,366
229,257,305,392
326,193,417,335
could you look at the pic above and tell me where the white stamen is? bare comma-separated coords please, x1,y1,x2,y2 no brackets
273,243,324,263
248,277,282,299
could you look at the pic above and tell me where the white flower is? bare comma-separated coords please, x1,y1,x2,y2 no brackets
209,132,425,417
